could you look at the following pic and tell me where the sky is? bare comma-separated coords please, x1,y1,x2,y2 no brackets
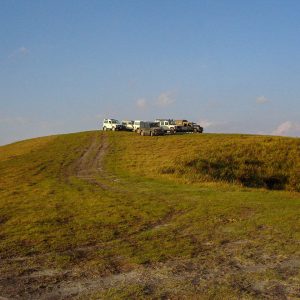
1,0,300,145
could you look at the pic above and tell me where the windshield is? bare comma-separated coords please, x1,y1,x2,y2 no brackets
169,120,176,125
111,119,120,124
150,122,159,127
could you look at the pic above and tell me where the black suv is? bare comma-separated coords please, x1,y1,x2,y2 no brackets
139,122,165,136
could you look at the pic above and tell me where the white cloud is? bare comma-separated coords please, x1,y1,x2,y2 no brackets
136,98,147,109
19,47,29,55
197,119,215,128
156,91,175,107
8,46,29,59
272,121,300,136
256,96,270,104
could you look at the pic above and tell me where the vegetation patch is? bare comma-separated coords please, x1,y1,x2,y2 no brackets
0,131,299,299
185,157,289,190
108,132,300,191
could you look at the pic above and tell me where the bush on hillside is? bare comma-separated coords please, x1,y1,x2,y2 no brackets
183,139,300,191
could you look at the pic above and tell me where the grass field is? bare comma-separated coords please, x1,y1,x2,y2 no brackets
0,131,299,299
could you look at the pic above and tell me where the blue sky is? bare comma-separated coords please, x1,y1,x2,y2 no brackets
1,0,300,145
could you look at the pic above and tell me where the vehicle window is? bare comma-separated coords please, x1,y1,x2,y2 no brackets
109,121,111,124
165,121,168,125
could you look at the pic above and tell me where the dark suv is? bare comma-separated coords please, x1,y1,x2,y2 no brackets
139,122,165,136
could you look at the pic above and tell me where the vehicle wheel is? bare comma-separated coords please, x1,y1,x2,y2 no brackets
112,127,116,131
170,128,175,135
103,126,106,131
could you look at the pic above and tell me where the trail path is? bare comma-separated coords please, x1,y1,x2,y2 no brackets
73,133,119,189
1,132,299,299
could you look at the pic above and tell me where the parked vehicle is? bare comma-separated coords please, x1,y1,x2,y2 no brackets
175,120,203,133
102,119,125,131
174,120,191,133
155,119,180,134
101,117,203,134
133,120,142,133
139,122,165,136
122,120,134,131
191,122,203,133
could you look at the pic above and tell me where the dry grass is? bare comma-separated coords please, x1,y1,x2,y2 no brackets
107,132,300,191
0,131,299,299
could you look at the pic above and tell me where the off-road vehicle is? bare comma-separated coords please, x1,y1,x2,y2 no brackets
155,119,180,134
139,122,165,136
191,122,203,133
102,119,125,131
175,120,203,133
122,120,134,131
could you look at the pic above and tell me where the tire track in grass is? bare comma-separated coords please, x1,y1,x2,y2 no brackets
71,132,121,191
1,132,299,299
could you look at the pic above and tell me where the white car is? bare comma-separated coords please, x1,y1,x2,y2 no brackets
122,120,134,131
155,119,177,134
133,120,142,133
102,119,123,131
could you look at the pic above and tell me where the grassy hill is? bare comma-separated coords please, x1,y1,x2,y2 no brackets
0,131,299,299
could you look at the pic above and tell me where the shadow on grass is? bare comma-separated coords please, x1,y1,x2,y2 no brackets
185,158,289,191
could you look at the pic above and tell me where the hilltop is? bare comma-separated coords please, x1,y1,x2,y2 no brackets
0,131,299,299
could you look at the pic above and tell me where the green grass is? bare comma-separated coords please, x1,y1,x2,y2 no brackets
0,131,299,299
107,132,300,191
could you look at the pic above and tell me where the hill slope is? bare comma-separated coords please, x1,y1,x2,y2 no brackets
0,131,299,299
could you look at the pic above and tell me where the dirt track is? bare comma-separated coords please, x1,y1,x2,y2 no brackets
0,133,137,299
74,132,110,189
1,133,299,299
0,133,113,299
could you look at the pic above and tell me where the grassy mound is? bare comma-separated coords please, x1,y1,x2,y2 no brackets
109,133,300,191
0,131,299,299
